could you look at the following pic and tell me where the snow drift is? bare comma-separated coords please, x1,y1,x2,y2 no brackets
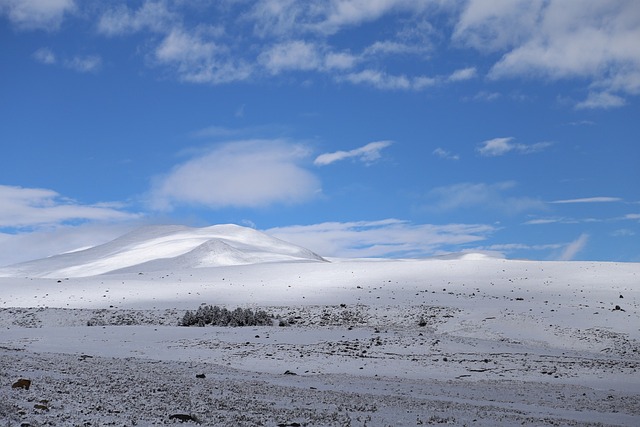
0,224,326,278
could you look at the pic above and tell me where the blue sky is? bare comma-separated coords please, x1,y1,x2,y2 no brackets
1,0,639,265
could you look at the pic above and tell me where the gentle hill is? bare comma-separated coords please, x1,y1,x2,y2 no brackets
0,224,326,278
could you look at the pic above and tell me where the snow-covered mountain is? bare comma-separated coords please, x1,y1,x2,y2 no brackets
0,224,326,278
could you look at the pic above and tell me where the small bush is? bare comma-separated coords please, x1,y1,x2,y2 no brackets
181,305,274,327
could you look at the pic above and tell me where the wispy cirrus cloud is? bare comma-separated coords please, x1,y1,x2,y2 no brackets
259,40,324,74
0,184,139,229
33,47,56,64
64,55,102,73
425,181,546,215
259,40,358,74
266,219,495,258
558,233,589,261
154,28,251,84
340,69,437,90
314,141,393,166
33,48,102,73
432,147,459,161
150,140,320,210
477,137,553,157
551,197,622,204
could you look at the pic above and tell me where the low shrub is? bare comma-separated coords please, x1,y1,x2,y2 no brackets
181,305,274,327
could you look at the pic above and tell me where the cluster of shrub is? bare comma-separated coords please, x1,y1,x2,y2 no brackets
180,305,275,327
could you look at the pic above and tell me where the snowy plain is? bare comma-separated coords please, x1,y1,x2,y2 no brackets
0,225,638,426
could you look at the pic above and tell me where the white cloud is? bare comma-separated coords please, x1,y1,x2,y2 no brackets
314,141,393,166
32,47,56,64
551,197,622,204
432,148,459,160
97,1,176,36
575,91,626,110
98,3,247,84
258,40,358,75
0,184,139,229
453,0,543,52
363,40,429,56
523,218,563,225
312,0,424,34
612,228,635,237
341,69,436,90
455,0,640,107
250,0,435,36
558,233,589,261
154,28,251,84
64,55,102,73
472,91,501,102
448,67,477,82
150,140,320,210
33,48,102,73
259,40,322,74
477,137,552,157
324,51,359,70
0,0,75,30
265,219,495,258
426,182,546,215
477,137,514,156
486,242,563,252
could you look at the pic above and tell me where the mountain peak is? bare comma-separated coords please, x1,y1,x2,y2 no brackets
0,224,326,278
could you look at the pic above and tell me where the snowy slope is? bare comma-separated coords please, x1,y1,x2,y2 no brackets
0,257,639,426
0,224,326,278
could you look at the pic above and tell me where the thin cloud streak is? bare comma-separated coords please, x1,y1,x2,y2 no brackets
477,137,553,157
425,182,546,215
32,48,102,73
0,184,139,229
433,148,459,160
266,219,495,258
551,197,622,204
558,233,589,261
314,141,394,166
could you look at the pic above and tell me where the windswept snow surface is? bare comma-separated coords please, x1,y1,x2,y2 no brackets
0,229,639,425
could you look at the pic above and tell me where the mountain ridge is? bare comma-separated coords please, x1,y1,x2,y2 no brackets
0,224,326,278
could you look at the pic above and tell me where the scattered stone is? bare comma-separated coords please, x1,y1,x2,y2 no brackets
613,305,625,311
169,413,198,423
12,378,31,390
283,370,297,375
195,374,206,379
34,403,49,411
